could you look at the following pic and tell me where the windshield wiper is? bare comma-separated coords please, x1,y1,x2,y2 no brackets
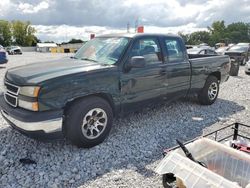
81,57,98,62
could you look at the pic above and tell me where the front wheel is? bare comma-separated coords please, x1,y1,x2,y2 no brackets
64,96,113,148
198,76,219,105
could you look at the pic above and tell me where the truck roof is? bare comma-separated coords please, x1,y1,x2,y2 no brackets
96,33,180,38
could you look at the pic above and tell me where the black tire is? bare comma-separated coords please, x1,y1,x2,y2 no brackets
64,96,113,148
229,61,240,76
198,76,219,105
162,174,176,188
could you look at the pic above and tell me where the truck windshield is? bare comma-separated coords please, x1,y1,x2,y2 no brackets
74,37,129,64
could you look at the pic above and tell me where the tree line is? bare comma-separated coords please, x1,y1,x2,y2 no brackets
179,21,250,46
0,20,250,47
0,20,39,47
0,19,86,47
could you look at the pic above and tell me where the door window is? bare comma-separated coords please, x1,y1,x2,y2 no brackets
164,38,184,63
129,38,162,64
206,50,216,55
199,50,205,54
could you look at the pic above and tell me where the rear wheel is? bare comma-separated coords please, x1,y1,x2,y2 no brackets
198,76,219,105
64,96,113,148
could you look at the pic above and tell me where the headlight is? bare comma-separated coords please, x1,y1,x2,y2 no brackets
19,86,40,97
18,86,40,111
18,100,39,111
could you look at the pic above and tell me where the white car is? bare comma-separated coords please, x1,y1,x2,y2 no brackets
7,46,22,55
245,60,250,74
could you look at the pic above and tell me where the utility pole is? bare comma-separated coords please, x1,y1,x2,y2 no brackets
127,22,130,33
135,19,138,33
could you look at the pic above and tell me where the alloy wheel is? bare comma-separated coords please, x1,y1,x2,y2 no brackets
208,82,218,100
81,108,107,139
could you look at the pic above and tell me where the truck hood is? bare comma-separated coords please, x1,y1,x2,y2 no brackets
5,57,115,85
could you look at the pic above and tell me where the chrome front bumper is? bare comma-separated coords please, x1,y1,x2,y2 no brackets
1,110,62,133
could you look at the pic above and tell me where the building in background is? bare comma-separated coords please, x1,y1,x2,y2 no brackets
37,43,57,52
59,43,84,53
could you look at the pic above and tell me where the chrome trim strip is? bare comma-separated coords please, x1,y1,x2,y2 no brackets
4,93,18,107
1,110,62,133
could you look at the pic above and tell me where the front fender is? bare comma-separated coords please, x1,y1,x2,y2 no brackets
37,71,120,111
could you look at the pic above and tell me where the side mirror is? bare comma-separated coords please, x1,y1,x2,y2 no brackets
129,56,146,68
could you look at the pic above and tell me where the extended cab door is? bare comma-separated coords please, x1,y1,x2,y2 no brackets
120,36,168,113
162,37,191,100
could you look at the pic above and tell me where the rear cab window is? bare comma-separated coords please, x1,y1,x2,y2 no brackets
163,37,185,63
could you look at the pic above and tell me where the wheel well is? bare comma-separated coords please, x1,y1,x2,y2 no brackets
210,72,221,81
63,93,116,117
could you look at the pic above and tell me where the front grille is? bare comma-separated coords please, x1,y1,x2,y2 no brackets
4,81,20,107
4,93,17,107
5,82,19,95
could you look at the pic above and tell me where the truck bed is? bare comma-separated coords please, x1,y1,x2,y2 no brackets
188,54,230,91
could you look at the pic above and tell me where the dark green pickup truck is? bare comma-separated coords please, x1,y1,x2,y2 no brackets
0,34,230,147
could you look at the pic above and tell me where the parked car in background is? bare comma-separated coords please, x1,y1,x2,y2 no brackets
6,46,22,55
228,43,235,47
185,45,194,49
187,48,217,55
215,46,230,55
0,47,8,64
245,60,250,74
237,43,250,46
215,43,226,49
198,43,209,47
224,44,250,65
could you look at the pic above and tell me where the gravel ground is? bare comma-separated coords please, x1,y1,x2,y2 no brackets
0,52,250,188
